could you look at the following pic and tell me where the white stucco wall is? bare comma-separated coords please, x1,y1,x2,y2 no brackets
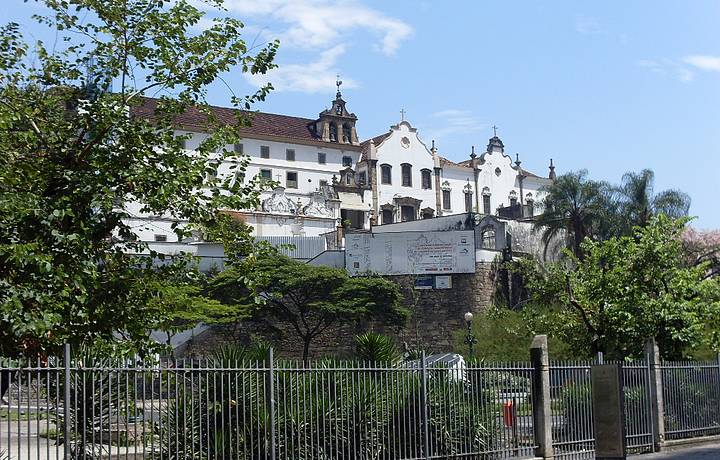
373,122,438,222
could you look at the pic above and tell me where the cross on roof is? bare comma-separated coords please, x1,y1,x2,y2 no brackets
492,125,499,137
400,108,406,121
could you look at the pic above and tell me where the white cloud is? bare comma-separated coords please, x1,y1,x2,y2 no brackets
245,44,358,93
574,15,602,35
638,58,695,83
683,55,720,72
423,109,486,142
221,0,413,56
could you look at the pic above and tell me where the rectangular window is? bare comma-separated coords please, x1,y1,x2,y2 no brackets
401,164,412,187
358,171,367,185
318,152,326,164
233,143,243,154
286,149,295,161
154,234,168,242
381,165,392,185
483,195,491,214
260,169,272,181
421,170,432,189
342,156,352,167
443,190,451,209
442,190,451,210
260,145,270,158
286,171,298,189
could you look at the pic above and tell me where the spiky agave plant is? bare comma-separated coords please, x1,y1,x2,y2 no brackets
354,332,401,364
153,344,270,459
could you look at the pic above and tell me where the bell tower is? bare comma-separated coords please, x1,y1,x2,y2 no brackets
316,76,359,145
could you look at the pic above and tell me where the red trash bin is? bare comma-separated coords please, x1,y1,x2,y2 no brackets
503,400,515,427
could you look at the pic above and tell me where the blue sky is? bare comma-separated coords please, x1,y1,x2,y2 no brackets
3,1,719,228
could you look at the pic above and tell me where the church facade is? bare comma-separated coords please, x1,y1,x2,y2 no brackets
127,86,557,246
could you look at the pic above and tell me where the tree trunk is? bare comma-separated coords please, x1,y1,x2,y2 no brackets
302,338,311,364
572,218,586,260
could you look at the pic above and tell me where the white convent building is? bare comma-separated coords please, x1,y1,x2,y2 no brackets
126,85,557,256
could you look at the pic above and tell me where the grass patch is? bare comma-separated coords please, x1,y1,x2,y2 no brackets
38,428,59,439
0,408,47,421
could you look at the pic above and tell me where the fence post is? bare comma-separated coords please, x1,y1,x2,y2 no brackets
266,347,276,460
530,335,554,460
645,338,665,452
63,343,71,460
420,351,430,459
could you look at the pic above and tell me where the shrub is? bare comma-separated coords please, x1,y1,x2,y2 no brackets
354,332,401,364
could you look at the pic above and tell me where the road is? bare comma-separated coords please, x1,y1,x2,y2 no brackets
631,443,720,459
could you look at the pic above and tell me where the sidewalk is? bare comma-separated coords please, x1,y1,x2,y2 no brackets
632,443,720,459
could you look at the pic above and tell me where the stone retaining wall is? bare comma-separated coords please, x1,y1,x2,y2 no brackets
180,260,504,359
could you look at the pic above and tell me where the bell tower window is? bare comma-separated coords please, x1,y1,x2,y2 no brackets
329,123,338,142
342,124,352,143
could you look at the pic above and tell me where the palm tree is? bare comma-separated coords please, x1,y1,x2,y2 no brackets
534,170,611,260
616,169,691,232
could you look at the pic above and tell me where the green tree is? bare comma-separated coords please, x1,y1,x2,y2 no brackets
616,169,691,233
534,170,613,260
452,306,578,360
207,255,408,361
520,215,720,359
0,0,278,357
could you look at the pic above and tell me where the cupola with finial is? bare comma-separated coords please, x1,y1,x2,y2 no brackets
486,124,504,153
316,75,359,145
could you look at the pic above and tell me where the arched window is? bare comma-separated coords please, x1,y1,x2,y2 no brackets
329,123,338,142
342,124,352,143
421,169,432,189
401,163,412,187
481,226,496,249
380,164,392,184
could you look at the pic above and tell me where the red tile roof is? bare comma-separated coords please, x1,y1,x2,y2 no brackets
359,132,391,160
132,97,332,146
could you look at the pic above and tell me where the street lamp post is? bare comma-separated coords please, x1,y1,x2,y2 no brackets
463,311,477,358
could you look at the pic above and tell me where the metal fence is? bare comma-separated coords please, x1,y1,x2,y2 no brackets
549,361,594,459
3,348,720,460
548,360,654,460
255,236,327,260
0,350,536,460
661,360,720,440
